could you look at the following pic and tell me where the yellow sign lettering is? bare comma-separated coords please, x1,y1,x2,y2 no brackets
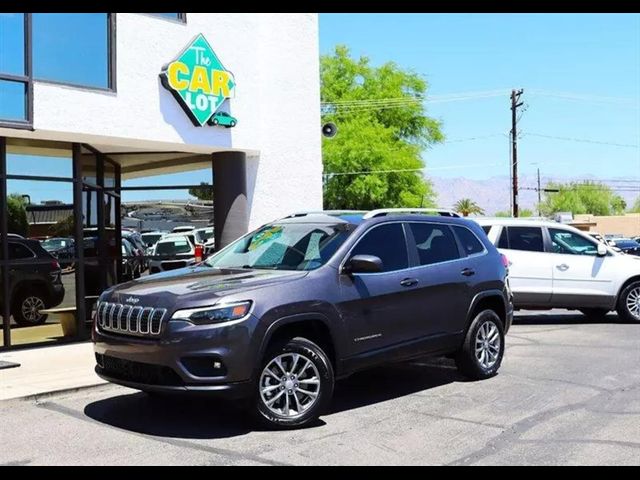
212,70,230,97
189,65,211,94
167,61,189,91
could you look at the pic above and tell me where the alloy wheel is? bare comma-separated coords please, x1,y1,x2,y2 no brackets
259,352,321,418
21,296,46,323
475,320,501,369
626,286,640,320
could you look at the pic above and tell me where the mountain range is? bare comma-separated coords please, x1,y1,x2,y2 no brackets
430,175,640,215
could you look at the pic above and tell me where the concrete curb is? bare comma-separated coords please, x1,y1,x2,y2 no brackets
3,381,111,404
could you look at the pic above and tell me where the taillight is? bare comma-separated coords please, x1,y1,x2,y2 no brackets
52,260,61,270
500,253,509,268
195,244,203,263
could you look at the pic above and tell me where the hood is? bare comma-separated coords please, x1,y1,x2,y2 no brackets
104,265,308,306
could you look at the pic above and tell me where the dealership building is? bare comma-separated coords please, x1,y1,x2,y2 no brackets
0,13,323,348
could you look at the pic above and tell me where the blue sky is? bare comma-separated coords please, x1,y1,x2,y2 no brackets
5,13,640,204
319,13,640,183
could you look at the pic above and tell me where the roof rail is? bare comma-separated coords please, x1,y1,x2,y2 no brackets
278,210,366,220
362,208,461,219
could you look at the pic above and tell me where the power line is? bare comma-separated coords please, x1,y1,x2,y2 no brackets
323,168,423,177
523,132,640,149
321,89,509,106
528,89,640,109
323,161,506,177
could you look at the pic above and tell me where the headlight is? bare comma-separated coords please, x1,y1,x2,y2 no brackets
171,301,252,325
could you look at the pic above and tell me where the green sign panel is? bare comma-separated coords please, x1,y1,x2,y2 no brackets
160,34,237,127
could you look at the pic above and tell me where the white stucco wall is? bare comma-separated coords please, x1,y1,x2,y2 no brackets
0,13,322,230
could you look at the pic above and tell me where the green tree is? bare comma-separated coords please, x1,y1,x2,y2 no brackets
321,45,443,210
7,194,28,236
49,215,75,237
631,197,640,213
188,182,213,201
611,195,627,215
454,198,484,217
539,181,623,216
494,209,533,217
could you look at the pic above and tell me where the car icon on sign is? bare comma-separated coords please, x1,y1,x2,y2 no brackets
208,111,237,128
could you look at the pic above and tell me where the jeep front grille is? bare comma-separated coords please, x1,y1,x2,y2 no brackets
97,302,167,337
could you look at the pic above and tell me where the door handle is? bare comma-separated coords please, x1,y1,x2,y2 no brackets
556,264,569,271
400,278,419,287
461,268,476,277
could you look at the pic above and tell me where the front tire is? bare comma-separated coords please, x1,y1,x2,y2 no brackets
617,281,640,323
254,337,334,429
455,310,505,380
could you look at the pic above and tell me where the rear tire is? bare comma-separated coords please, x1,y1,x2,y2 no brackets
254,337,334,429
12,290,48,327
616,280,640,323
455,310,505,380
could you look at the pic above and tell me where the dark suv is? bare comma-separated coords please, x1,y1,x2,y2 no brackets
1,238,65,326
93,209,513,428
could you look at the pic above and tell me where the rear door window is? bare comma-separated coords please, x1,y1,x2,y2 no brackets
8,242,35,259
407,223,460,266
504,226,545,252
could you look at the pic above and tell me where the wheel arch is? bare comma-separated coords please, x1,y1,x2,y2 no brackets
466,290,507,330
615,275,640,306
257,313,338,376
11,280,51,308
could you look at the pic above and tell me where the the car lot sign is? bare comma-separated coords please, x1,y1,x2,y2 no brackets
160,34,236,127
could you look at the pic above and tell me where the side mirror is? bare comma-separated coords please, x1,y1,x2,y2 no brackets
343,254,383,274
597,244,608,256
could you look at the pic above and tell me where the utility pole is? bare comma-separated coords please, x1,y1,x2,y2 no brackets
511,89,524,217
537,167,542,216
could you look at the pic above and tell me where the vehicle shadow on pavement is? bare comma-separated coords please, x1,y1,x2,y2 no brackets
513,312,628,325
84,393,254,439
329,357,463,415
83,357,464,438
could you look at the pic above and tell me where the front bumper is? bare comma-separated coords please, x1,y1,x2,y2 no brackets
95,365,253,398
93,314,260,398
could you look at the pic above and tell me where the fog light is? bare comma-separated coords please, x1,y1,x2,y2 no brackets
181,356,227,377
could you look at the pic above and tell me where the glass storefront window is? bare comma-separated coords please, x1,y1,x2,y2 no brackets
80,146,98,186
33,13,110,89
104,159,116,188
0,80,26,121
7,139,73,177
4,180,77,347
0,13,25,75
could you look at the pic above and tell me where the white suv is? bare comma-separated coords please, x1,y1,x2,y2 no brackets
474,218,640,322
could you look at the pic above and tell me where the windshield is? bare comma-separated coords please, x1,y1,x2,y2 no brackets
41,238,70,250
155,238,193,255
205,222,353,271
141,233,163,246
195,228,214,243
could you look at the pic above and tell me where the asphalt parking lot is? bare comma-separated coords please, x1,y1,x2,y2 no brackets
1,310,639,466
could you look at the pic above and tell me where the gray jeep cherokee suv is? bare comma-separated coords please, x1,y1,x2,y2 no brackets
93,209,513,428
